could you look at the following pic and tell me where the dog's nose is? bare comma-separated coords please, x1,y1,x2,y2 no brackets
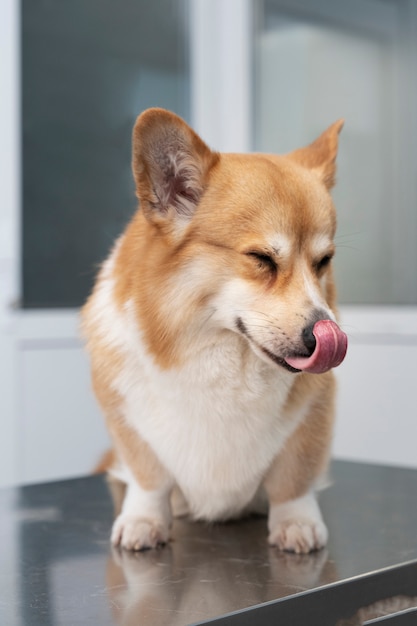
302,311,333,355
302,323,317,355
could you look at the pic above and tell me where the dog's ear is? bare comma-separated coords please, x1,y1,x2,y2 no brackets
132,108,219,226
288,119,344,189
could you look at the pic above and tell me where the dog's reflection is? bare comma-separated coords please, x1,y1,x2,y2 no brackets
105,516,337,626
336,596,417,625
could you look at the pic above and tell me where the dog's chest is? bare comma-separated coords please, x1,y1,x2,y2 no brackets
119,336,298,519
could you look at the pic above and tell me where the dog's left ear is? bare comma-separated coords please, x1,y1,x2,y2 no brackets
132,108,219,227
288,119,344,189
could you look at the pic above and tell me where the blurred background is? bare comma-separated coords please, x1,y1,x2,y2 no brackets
0,0,416,487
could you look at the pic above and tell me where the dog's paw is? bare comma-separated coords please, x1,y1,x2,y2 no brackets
268,518,328,554
267,492,328,554
111,514,170,551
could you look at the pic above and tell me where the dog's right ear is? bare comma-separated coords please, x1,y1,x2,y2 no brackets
288,119,344,190
132,108,219,228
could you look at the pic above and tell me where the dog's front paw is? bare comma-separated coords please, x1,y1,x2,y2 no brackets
268,492,328,554
111,514,170,551
268,518,328,554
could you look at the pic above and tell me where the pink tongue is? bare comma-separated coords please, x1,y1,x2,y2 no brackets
285,320,348,374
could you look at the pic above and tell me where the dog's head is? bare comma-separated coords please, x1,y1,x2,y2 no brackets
131,108,347,373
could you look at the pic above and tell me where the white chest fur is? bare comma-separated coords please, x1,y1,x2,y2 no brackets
90,267,304,521
114,323,302,520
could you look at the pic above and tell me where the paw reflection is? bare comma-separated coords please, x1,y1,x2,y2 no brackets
105,518,336,625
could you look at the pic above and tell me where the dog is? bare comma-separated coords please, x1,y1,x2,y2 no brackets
82,108,347,554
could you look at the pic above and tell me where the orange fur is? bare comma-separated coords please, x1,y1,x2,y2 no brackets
264,372,336,504
108,418,169,492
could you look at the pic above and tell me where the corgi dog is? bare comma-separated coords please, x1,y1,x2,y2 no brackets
82,108,347,554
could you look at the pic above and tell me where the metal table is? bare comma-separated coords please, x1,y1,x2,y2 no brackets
1,460,416,625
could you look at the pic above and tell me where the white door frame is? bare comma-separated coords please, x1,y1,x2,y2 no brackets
0,0,21,486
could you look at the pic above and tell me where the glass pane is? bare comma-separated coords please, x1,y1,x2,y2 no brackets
22,0,190,308
253,1,417,305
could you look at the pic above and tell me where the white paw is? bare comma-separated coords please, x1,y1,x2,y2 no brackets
268,492,328,554
111,514,170,551
268,518,328,554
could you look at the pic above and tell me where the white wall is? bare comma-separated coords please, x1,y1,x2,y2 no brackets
335,308,417,469
14,312,110,485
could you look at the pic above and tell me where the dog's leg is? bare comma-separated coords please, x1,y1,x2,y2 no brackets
108,417,173,550
263,375,335,554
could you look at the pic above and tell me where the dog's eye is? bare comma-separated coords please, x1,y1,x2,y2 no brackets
315,254,332,272
247,251,277,272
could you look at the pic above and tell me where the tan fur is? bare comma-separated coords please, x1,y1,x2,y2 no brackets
82,295,124,413
82,108,345,553
288,119,344,188
264,372,336,504
108,417,169,492
83,319,168,490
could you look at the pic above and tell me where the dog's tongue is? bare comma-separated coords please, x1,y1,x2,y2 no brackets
285,320,348,374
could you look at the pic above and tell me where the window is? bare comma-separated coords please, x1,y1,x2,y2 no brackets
22,0,190,307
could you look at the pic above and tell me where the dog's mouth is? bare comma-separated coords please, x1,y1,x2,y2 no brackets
259,347,301,373
236,317,347,374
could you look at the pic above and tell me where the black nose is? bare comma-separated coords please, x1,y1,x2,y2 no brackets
302,323,317,355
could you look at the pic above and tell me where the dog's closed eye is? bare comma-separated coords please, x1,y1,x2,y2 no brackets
314,254,333,272
246,251,277,273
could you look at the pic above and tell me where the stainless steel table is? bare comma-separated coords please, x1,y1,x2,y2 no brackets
1,460,416,625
